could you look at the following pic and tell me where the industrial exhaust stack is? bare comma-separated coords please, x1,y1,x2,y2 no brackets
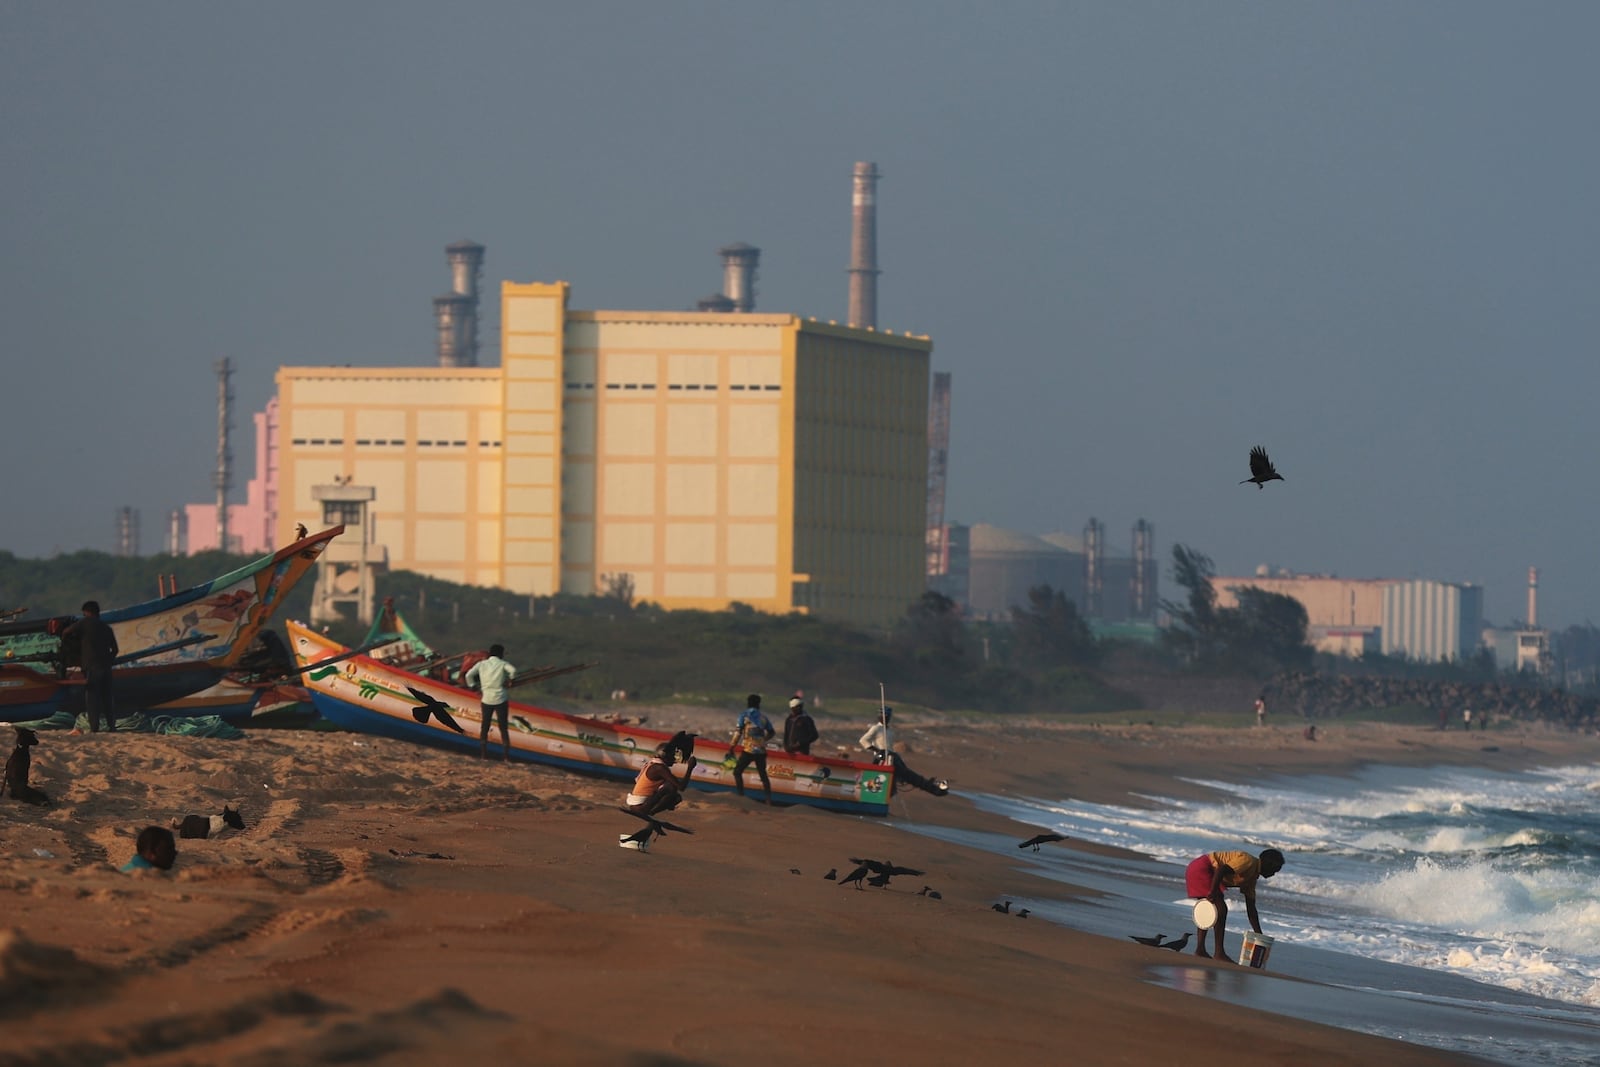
718,243,760,312
436,240,484,366
848,161,880,329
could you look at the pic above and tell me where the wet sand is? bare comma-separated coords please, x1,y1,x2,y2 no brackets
3,712,1597,1065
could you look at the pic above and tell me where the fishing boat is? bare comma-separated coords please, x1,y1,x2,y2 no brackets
0,657,251,724
286,619,894,815
0,526,342,723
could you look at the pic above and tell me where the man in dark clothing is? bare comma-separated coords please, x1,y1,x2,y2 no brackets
64,600,119,732
782,697,819,755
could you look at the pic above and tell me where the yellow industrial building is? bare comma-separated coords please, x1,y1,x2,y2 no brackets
275,281,932,627
1211,572,1389,657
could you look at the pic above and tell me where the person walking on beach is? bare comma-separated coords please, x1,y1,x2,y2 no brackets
63,600,119,732
782,696,819,755
1463,707,1473,731
626,741,698,818
728,694,775,803
121,826,177,872
1185,847,1284,963
1254,696,1266,728
465,644,516,761
858,707,949,797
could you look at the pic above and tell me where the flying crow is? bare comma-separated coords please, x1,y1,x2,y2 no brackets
1128,933,1169,947
407,687,466,733
1240,446,1284,489
849,858,924,878
1018,832,1066,852
619,808,693,836
1158,932,1192,952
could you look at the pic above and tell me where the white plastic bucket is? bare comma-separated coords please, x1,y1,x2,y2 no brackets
1238,930,1274,969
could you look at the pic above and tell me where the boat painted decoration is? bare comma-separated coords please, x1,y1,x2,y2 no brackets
0,527,342,722
286,620,894,816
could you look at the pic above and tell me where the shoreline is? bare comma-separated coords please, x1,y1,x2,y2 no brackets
3,715,1598,1064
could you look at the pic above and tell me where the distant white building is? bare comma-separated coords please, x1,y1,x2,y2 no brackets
1382,580,1484,663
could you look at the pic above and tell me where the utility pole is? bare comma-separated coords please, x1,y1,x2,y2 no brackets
214,358,234,553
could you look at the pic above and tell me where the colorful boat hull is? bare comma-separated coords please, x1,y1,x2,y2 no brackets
0,527,341,722
0,660,247,724
286,621,893,816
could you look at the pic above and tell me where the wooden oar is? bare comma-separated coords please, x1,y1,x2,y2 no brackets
113,633,217,664
421,649,472,669
276,638,392,678
507,661,597,689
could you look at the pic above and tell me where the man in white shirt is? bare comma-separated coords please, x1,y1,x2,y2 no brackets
858,707,949,797
465,643,517,761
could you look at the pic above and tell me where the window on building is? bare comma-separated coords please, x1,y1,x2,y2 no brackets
322,501,364,526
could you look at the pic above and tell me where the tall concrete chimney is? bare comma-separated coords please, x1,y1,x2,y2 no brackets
1528,566,1539,628
718,243,759,312
444,240,484,365
848,161,880,329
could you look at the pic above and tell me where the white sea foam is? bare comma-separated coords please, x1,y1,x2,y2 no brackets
982,761,1600,1011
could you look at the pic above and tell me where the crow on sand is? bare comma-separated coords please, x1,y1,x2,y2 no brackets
1017,832,1066,852
838,865,870,889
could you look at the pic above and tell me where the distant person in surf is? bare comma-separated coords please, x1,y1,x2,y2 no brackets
1185,848,1284,964
465,644,517,761
858,707,949,797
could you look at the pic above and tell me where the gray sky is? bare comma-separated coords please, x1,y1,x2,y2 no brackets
4,2,1597,629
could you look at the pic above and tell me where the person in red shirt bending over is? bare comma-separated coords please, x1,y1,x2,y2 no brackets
1185,847,1285,962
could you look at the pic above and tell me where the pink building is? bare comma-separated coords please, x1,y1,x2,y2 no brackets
180,398,279,554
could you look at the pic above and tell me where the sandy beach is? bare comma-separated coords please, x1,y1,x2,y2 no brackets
4,712,1599,1066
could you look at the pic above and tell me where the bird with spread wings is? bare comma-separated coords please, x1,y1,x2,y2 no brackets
1240,446,1284,489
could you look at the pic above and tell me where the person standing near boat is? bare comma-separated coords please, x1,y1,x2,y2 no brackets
782,696,819,755
728,694,775,803
858,707,949,796
465,644,516,761
63,600,119,733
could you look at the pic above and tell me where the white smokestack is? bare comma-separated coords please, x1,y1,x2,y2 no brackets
1528,566,1539,628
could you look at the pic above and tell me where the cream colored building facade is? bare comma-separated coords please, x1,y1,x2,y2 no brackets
1211,573,1391,657
275,281,931,626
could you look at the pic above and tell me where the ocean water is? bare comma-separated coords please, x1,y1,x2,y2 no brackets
895,761,1600,1066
